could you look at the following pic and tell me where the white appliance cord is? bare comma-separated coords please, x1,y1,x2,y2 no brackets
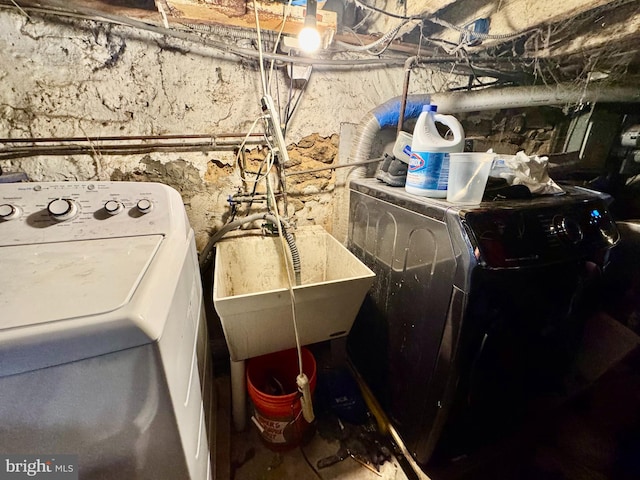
267,173,315,423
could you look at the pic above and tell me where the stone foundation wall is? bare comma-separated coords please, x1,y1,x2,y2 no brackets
0,9,466,250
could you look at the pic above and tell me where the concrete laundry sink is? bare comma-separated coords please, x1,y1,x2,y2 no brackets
213,225,375,361
212,225,375,430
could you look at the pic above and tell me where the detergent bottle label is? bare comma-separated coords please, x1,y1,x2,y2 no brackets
406,151,449,191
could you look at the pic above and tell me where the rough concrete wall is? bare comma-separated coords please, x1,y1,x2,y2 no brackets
0,10,462,250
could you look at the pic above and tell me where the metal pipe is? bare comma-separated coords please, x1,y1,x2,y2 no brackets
0,2,408,67
0,138,265,160
230,359,246,432
0,133,262,144
397,56,418,136
1,141,249,152
285,156,383,176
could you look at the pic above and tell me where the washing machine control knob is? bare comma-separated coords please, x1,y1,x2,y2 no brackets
136,199,153,214
47,198,79,221
104,200,124,215
0,203,21,220
554,215,583,244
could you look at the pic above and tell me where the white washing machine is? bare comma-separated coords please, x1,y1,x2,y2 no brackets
0,181,214,479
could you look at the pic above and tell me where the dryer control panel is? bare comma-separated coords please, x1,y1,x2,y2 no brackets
463,200,620,268
0,181,188,246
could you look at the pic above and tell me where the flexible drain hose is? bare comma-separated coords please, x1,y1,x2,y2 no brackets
199,213,301,284
283,229,302,286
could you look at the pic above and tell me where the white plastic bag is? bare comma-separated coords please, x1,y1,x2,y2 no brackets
502,151,564,195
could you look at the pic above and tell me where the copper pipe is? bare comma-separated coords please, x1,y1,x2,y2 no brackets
0,138,265,160
0,132,262,144
286,157,383,176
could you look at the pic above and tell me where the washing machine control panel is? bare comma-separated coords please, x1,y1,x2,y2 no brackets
0,181,187,245
47,198,80,221
464,199,620,268
0,203,22,220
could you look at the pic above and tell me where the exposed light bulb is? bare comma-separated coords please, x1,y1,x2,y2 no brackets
298,25,321,52
297,0,320,53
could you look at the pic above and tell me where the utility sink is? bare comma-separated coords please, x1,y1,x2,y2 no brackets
213,225,375,362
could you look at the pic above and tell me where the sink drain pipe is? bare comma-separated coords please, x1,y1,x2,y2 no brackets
349,83,640,177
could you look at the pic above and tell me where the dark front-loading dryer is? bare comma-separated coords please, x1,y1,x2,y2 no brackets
346,178,620,474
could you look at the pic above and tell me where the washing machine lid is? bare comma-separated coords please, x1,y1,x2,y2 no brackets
0,235,163,329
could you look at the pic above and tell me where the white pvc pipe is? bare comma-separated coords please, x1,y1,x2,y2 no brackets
230,358,246,432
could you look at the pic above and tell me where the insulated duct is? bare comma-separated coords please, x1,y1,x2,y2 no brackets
348,94,431,180
349,83,640,175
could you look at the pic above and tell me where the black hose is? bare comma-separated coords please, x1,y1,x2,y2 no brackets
199,213,273,272
199,213,302,285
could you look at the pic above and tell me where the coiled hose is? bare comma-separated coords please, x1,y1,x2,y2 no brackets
283,229,301,286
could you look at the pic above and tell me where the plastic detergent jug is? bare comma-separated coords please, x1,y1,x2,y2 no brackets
406,104,465,198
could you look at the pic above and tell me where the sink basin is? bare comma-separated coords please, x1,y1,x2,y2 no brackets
213,225,375,361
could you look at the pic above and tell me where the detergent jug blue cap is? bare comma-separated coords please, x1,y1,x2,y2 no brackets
422,104,437,113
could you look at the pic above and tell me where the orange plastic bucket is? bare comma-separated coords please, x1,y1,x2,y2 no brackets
246,347,317,451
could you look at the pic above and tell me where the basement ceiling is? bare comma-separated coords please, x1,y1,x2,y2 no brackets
4,0,640,86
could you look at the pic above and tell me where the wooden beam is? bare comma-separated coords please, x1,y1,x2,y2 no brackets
6,0,163,22
166,0,337,38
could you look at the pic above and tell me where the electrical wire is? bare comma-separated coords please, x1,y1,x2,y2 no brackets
233,116,277,186
248,4,304,379
253,1,268,97
428,16,537,42
178,20,278,43
237,149,277,187
334,19,413,53
3,2,544,81
353,0,536,42
283,56,296,135
419,35,463,52
367,29,402,56
253,7,292,189
234,154,268,221
353,0,421,20
5,0,619,84
350,8,372,33
337,25,367,47
267,0,294,91
0,2,408,67
284,77,310,132
8,0,29,19
300,445,323,480
267,173,304,377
